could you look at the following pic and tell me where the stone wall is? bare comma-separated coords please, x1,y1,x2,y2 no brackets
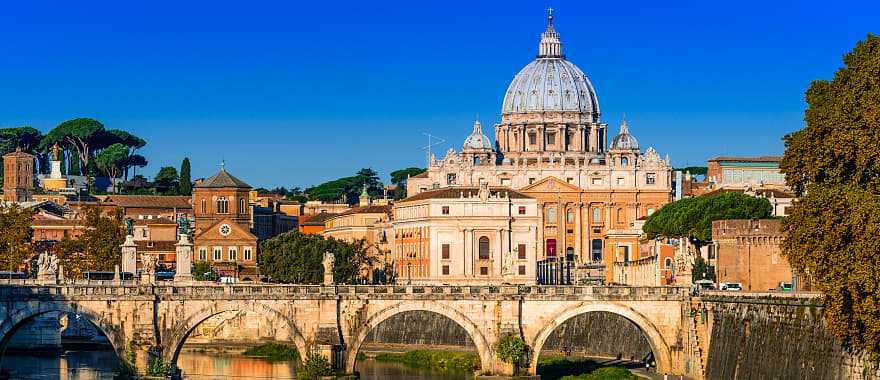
363,310,474,348
541,311,652,360
700,295,879,380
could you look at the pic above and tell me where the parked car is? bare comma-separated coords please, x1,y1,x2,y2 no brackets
695,279,715,290
720,282,742,291
219,276,238,284
778,282,793,292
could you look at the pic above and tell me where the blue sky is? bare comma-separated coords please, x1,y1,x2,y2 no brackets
0,1,876,188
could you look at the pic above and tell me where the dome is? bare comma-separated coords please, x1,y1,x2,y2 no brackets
611,119,639,150
501,15,600,117
463,120,493,150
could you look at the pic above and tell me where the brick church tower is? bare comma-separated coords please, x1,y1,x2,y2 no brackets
3,148,35,202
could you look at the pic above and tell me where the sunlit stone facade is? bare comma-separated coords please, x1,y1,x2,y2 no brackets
407,14,673,282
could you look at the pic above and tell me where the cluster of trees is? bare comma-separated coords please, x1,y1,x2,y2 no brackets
257,231,375,284
779,34,880,359
52,206,126,278
254,167,427,205
643,192,773,245
0,204,35,272
124,157,193,195
0,118,148,188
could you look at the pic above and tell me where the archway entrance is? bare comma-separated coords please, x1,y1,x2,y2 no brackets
530,304,672,379
0,308,123,379
345,303,493,377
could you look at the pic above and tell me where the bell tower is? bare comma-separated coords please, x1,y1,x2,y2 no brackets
3,148,35,202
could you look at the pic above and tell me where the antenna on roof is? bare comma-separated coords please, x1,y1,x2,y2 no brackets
421,132,446,168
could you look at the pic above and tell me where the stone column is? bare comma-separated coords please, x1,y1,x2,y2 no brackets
495,228,503,280
121,235,137,277
174,234,194,283
575,202,583,264
537,204,545,260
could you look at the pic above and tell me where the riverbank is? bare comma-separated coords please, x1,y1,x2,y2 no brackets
538,356,647,380
371,349,480,373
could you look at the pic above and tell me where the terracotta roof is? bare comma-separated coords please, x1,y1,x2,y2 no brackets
3,149,34,158
133,217,176,226
411,171,429,179
31,219,84,227
196,169,251,189
135,241,177,252
708,156,782,163
401,186,532,202
334,205,392,217
104,195,192,209
301,212,337,226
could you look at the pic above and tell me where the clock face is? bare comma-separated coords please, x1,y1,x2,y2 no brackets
219,224,231,236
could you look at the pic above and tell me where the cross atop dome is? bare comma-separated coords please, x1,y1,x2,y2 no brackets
539,9,562,58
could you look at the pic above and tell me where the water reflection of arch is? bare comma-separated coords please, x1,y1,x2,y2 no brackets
164,302,308,367
529,302,672,375
344,302,493,374
0,302,125,369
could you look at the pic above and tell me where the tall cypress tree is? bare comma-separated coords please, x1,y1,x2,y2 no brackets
179,157,192,195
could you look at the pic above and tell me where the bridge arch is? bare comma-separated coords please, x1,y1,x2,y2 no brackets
0,302,126,367
529,302,673,375
344,302,493,374
163,301,308,367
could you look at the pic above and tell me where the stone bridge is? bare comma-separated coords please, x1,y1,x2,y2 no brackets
0,283,691,378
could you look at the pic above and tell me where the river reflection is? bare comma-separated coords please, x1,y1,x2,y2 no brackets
2,349,471,380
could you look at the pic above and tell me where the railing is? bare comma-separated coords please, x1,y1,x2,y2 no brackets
0,281,690,300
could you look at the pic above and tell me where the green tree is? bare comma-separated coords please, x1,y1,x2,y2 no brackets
389,167,426,199
304,168,385,204
643,192,773,245
779,34,880,358
258,231,375,284
692,256,715,282
0,204,35,272
673,166,708,176
123,154,148,180
95,143,130,191
154,166,179,194
193,261,218,281
54,206,125,278
41,118,106,173
0,126,44,153
179,157,192,195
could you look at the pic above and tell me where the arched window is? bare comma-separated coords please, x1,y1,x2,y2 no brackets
217,197,228,214
592,207,601,221
547,207,556,222
647,207,655,216
239,198,246,214
566,210,574,224
478,236,490,260
201,199,207,214
616,208,624,223
591,239,603,262
665,257,673,269
621,157,629,167
474,156,481,165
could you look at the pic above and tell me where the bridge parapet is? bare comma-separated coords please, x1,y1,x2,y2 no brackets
0,282,689,301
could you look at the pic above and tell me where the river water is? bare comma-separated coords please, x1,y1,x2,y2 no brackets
1,349,472,380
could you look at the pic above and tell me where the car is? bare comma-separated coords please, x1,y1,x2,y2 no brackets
779,282,793,292
695,279,715,290
720,282,742,291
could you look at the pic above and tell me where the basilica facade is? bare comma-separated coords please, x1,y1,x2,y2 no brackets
407,14,673,282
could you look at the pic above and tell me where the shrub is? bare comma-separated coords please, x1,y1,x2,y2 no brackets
300,351,332,379
495,335,527,364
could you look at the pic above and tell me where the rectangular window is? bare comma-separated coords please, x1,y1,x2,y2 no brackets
529,133,536,145
199,248,207,261
566,177,574,184
213,248,221,261
229,248,237,261
480,267,489,275
592,178,602,185
501,178,511,186
442,244,450,259
518,265,526,275
518,244,526,260
546,132,556,145
529,178,536,184
646,173,656,185
442,265,450,275
244,247,252,261
617,177,625,185
518,206,526,215
442,206,450,215
447,173,456,185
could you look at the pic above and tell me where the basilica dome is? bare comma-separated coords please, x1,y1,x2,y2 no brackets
610,119,639,150
501,15,600,119
463,120,493,150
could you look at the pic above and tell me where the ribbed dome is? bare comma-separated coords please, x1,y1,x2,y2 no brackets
463,120,493,150
501,15,600,117
611,119,639,150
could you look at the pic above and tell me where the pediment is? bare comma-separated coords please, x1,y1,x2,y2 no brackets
519,176,583,193
195,218,256,241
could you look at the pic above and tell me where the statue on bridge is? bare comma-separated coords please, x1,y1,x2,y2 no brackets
36,253,59,282
323,252,335,285
140,254,158,284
